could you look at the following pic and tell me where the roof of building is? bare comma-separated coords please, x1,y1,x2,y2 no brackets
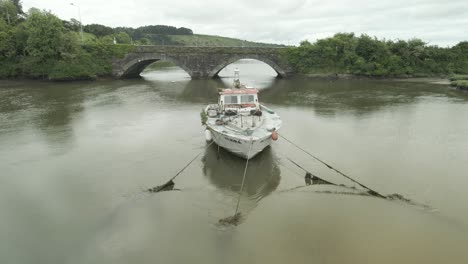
219,88,258,95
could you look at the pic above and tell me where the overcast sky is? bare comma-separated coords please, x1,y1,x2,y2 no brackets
23,0,467,46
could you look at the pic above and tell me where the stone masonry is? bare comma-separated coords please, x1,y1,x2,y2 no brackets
112,46,294,79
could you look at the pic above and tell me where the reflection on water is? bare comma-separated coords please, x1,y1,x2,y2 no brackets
202,145,281,201
0,82,89,153
259,78,465,116
177,80,220,102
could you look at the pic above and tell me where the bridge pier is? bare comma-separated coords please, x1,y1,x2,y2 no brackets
113,46,293,80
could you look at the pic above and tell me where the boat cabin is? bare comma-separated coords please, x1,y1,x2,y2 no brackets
219,88,259,114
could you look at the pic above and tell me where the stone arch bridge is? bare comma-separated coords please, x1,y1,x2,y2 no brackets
112,46,293,79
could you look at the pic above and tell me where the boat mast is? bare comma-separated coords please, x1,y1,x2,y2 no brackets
233,68,241,89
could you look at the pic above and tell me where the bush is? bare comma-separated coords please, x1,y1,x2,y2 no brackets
449,74,468,81
48,59,96,81
450,80,468,88
0,58,21,78
284,33,467,78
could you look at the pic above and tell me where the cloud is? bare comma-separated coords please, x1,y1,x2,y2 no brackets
22,0,468,46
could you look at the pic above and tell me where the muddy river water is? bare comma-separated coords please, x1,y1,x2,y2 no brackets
1,60,468,263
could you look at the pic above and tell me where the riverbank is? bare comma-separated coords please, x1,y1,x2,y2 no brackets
0,71,453,86
451,80,468,90
449,75,468,90
303,73,451,85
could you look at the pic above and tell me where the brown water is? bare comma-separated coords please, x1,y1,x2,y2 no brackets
1,60,468,264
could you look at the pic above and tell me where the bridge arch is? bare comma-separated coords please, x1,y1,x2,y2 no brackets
119,54,192,79
113,46,293,79
209,55,287,78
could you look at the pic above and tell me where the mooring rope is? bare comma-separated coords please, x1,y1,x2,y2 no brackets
279,133,387,199
170,140,215,181
234,140,254,215
286,158,338,186
148,140,215,193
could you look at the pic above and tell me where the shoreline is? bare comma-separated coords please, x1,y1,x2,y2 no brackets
302,73,451,85
0,72,458,87
450,80,468,91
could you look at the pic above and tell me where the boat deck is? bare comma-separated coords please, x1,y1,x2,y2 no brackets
206,105,281,140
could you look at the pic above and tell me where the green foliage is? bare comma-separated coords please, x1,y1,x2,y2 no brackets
62,18,81,32
200,109,207,125
24,9,64,61
0,5,135,80
451,42,468,74
83,24,193,45
144,60,176,71
83,23,113,37
450,80,468,88
0,19,15,58
98,32,132,44
19,56,55,79
132,25,193,37
74,31,98,44
168,34,283,47
449,75,468,81
134,37,151,45
285,33,468,77
99,35,114,45
49,59,96,81
11,0,22,14
114,31,131,44
32,43,134,80
0,0,18,25
0,57,20,77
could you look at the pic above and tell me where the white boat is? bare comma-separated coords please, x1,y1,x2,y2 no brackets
203,70,282,159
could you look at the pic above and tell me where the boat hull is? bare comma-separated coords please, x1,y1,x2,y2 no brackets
209,129,273,159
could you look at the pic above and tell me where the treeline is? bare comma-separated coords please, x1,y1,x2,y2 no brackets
0,0,192,80
285,33,468,77
82,24,193,45
0,1,134,80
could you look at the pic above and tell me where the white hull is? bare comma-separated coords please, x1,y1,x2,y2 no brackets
209,129,273,159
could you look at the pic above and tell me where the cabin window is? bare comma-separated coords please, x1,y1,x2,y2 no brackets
241,95,255,103
224,95,238,104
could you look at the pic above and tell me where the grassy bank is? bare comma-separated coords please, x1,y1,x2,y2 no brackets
48,44,135,81
450,80,468,90
448,75,468,90
143,60,177,71
168,34,283,47
0,43,135,81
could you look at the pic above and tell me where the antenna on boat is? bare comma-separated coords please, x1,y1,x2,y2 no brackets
233,68,241,89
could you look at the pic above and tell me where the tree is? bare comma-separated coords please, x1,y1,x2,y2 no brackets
135,37,151,45
11,0,22,14
99,35,114,45
0,19,16,58
114,31,131,44
21,8,80,78
63,18,80,32
0,0,18,25
83,23,113,37
24,9,65,60
177,27,193,35
452,41,468,74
